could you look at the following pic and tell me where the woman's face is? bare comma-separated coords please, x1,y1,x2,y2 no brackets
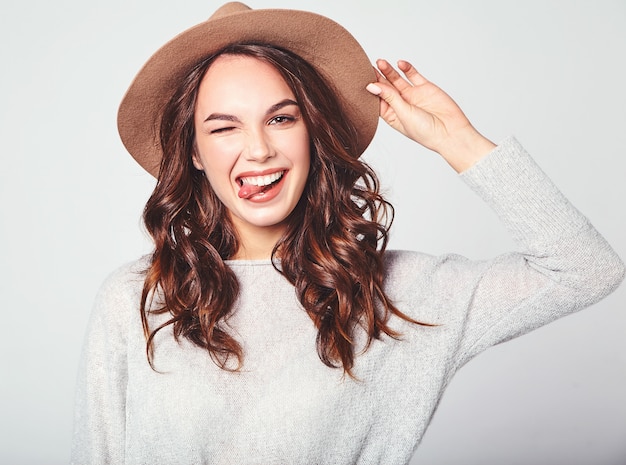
192,54,310,240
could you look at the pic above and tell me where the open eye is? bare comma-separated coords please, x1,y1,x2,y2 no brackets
269,115,296,125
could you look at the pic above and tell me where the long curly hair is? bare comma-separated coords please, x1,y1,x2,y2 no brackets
141,43,423,376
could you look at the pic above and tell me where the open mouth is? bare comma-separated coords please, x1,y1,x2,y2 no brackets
237,170,285,199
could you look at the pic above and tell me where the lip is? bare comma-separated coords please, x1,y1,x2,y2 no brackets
235,167,289,203
235,167,287,184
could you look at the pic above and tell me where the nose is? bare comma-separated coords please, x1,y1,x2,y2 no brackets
244,127,274,162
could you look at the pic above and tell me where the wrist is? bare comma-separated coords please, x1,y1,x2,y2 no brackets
438,128,496,173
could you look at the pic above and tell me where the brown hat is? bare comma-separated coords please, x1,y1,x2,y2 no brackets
117,2,379,178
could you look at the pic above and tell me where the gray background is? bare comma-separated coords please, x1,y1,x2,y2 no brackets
1,1,624,464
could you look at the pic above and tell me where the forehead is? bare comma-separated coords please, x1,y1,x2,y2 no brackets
196,55,295,108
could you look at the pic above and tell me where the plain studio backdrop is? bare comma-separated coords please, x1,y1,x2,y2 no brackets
1,1,624,464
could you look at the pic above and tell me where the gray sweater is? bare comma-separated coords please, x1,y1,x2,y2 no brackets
71,138,624,465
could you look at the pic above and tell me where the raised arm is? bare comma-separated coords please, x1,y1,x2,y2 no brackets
366,59,495,172
366,59,624,362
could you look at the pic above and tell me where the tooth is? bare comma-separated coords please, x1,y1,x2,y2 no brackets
239,171,284,188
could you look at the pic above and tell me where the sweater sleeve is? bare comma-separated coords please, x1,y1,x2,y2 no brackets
442,137,624,367
70,262,143,464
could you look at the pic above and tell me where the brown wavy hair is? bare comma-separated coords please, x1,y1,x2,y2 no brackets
141,43,423,376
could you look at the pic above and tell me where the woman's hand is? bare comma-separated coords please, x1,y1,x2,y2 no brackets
366,59,495,172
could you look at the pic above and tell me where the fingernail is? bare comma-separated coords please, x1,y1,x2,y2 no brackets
366,83,382,95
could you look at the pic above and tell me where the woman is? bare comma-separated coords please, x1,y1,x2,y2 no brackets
72,3,624,464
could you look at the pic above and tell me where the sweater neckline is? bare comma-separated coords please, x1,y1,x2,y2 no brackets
224,259,275,266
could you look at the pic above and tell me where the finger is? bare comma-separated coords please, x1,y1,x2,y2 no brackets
366,67,392,115
366,81,390,118
366,81,400,106
365,80,415,129
373,66,387,85
375,59,413,93
397,60,429,86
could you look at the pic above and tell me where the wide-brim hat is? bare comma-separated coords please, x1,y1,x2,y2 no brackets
117,1,379,178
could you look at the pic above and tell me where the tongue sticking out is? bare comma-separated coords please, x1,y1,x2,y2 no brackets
238,183,270,199
237,172,284,199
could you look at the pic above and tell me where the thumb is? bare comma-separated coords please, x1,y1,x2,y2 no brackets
367,81,432,138
366,81,439,145
366,81,411,129
366,81,405,110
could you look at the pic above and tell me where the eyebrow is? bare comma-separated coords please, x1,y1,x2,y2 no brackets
204,99,299,123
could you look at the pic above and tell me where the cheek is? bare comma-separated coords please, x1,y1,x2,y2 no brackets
288,129,311,169
203,161,234,195
301,149,311,179
195,141,239,180
193,156,237,208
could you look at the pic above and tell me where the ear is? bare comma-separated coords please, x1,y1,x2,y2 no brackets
191,150,204,171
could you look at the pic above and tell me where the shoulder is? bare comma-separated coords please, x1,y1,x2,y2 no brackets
383,249,479,280
382,249,490,301
383,249,430,276
90,255,150,325
97,255,149,298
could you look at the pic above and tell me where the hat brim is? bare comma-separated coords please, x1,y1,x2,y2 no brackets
117,3,379,178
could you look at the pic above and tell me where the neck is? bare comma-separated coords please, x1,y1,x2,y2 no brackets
231,221,286,261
